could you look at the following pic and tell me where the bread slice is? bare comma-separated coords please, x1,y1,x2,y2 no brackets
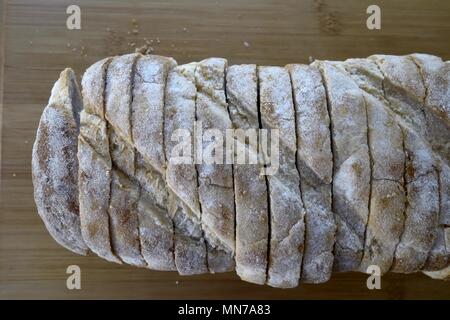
135,152,168,209
341,59,406,274
315,61,370,272
133,55,177,175
409,54,450,125
409,55,450,269
164,63,207,275
369,55,448,163
422,160,450,270
134,153,176,271
105,54,178,270
78,58,121,263
108,169,146,266
195,58,235,273
109,128,175,271
135,192,175,270
102,53,145,266
368,55,441,273
360,93,405,273
32,68,88,255
168,191,208,275
426,165,449,274
391,128,439,273
105,53,138,144
286,64,335,283
258,66,305,288
164,62,201,217
409,54,450,161
227,64,269,285
109,128,135,176
131,55,177,270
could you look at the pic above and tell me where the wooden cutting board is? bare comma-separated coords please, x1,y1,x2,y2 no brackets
1,0,449,299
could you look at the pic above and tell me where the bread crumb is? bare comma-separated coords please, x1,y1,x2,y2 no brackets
135,44,154,54
175,281,179,285
183,27,187,32
12,173,16,177
243,41,250,48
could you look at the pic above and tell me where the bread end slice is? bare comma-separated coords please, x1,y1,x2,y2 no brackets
32,68,88,255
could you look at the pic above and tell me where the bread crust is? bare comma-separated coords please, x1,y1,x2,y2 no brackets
32,68,88,255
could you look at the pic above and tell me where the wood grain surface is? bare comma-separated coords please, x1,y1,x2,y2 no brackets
1,0,449,299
